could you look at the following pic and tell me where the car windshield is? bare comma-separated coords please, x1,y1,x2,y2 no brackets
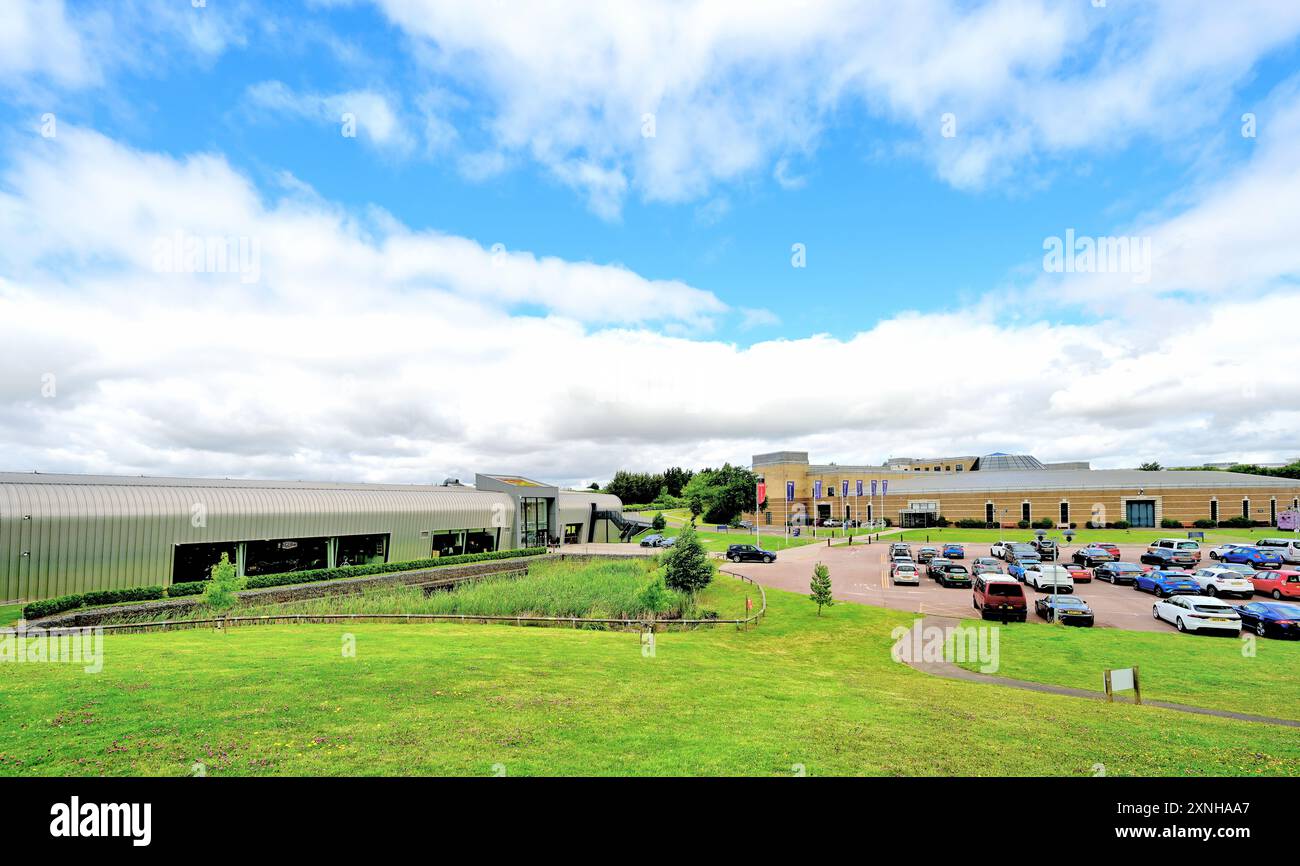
1224,564,1254,574
1114,564,1141,572
1264,603,1300,615
988,583,1021,596
1192,604,1233,614
1177,542,1198,550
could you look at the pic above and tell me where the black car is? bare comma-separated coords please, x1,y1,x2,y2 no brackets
1093,561,1143,585
935,563,972,588
1034,594,1095,626
1233,601,1300,639
1140,547,1198,569
726,544,776,563
1032,538,1058,560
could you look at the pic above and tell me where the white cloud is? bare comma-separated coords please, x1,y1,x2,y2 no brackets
369,0,1300,213
1,126,1299,484
244,81,417,155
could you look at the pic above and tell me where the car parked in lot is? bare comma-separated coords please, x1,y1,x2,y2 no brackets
1094,561,1144,585
1032,537,1058,560
1007,543,1040,563
926,557,952,578
1092,542,1122,560
1139,546,1199,569
1249,569,1300,600
1208,543,1245,561
1256,538,1300,565
658,537,677,548
1035,593,1094,626
942,543,964,560
821,518,841,528
1023,563,1075,593
890,548,913,564
916,546,939,563
1219,546,1284,569
725,543,775,563
1233,601,1300,639
1147,538,1203,563
1134,569,1201,598
1072,545,1116,567
1152,595,1241,634
890,543,911,558
971,557,1004,576
639,534,665,547
1063,562,1091,583
891,562,921,586
972,575,1026,621
1189,566,1256,599
990,541,1012,560
934,563,972,588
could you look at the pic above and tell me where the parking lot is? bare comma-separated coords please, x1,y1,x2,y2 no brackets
722,536,1223,634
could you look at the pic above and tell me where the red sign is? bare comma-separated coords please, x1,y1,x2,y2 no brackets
746,597,753,611
756,481,766,504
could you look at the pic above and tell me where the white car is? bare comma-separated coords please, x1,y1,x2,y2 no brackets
1023,563,1075,593
990,541,1012,560
1256,538,1300,565
1152,595,1242,634
891,562,921,586
1190,566,1256,599
1208,543,1244,561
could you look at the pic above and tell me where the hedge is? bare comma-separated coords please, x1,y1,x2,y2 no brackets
241,547,547,590
21,548,546,620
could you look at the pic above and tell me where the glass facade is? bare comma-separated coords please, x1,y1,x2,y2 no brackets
520,496,550,547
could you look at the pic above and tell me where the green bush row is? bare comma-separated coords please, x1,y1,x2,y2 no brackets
241,548,547,590
22,548,546,620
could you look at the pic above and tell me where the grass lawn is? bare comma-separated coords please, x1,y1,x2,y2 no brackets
656,525,817,553
2,569,1299,776
893,527,1280,546
0,605,21,628
955,618,1300,721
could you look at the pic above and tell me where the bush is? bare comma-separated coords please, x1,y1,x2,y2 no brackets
1017,520,1031,529
1193,519,1217,529
651,511,666,531
955,519,986,529
242,547,546,590
81,586,166,607
933,515,950,527
662,525,713,594
1161,518,1184,528
1031,518,1054,530
1218,516,1253,529
166,580,209,597
1112,520,1130,529
1069,522,1078,529
22,594,84,620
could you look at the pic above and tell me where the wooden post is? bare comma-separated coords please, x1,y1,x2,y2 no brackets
1104,669,1113,702
1133,665,1142,705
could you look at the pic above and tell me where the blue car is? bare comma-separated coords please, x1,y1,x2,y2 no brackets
1233,601,1300,639
942,543,964,560
1220,546,1284,569
1006,558,1040,581
1134,569,1201,598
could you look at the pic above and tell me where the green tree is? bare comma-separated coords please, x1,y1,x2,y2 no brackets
637,576,673,619
1138,461,1162,471
809,562,834,616
588,482,600,491
682,463,760,524
604,470,666,505
663,524,714,595
662,466,695,498
651,511,666,531
204,552,242,614
689,495,703,523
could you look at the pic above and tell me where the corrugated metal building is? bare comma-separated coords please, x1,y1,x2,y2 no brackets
0,473,624,603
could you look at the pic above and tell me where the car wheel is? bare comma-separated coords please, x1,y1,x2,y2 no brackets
1274,589,1283,600
1176,617,1187,633
1256,622,1267,637
1206,585,1218,597
763,555,773,564
1210,552,1219,561
1152,606,1160,620
1133,580,1142,591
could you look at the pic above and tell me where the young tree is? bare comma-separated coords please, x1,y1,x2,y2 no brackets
204,552,242,614
663,524,714,595
637,576,673,620
1138,461,1163,471
809,562,834,616
689,495,703,523
651,511,666,531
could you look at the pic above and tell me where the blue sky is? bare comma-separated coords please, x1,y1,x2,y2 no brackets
2,1,1300,483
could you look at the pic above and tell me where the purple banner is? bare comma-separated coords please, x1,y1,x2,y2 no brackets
870,479,877,497
882,480,888,496
813,480,823,499
841,480,849,498
855,480,863,497
786,480,795,502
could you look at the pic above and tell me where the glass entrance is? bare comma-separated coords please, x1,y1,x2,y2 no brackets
1126,500,1156,528
521,496,551,547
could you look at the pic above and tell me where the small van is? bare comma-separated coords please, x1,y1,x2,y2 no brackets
1147,537,1202,562
973,575,1027,621
1256,538,1300,565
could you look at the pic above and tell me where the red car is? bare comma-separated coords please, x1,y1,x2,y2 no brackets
1094,542,1121,559
1251,570,1300,600
1064,562,1091,583
972,575,1027,622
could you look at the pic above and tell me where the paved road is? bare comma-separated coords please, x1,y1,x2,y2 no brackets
721,537,1217,634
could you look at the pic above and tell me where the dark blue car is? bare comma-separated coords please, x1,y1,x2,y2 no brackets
1233,601,1300,639
1134,569,1200,598
1034,594,1094,626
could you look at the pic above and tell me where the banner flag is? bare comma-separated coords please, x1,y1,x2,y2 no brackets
813,480,823,499
871,480,878,497
856,480,863,497
841,480,849,498
786,481,795,501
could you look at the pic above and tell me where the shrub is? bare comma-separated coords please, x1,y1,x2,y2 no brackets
204,553,242,613
933,515,950,527
242,547,546,590
81,586,166,607
1161,518,1183,528
1219,516,1253,529
663,525,713,594
1031,518,1054,530
166,581,209,597
651,511,666,531
1017,520,1031,529
1112,520,1130,529
22,594,84,620
1193,519,1217,529
955,519,985,529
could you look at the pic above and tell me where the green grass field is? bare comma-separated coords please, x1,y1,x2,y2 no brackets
656,525,818,553
3,566,1299,776
893,527,1280,545
955,618,1300,721
0,605,21,628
